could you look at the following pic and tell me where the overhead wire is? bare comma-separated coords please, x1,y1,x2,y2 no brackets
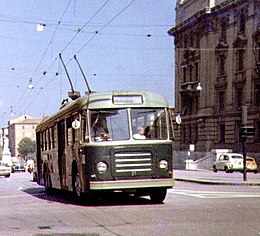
15,0,153,115
73,0,137,56
21,0,112,113
25,0,137,105
14,0,73,115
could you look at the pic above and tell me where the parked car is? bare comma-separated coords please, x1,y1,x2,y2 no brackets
213,153,243,173
11,161,26,173
246,157,258,174
0,161,11,178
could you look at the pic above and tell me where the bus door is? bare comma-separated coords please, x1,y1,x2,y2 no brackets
58,120,66,189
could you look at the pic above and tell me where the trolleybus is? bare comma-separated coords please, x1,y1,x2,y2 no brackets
36,91,174,203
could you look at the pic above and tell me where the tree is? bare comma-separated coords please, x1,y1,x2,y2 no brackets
18,137,36,158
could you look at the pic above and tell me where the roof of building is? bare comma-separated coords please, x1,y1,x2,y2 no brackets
8,115,41,126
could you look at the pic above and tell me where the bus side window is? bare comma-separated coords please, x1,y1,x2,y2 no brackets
66,117,73,146
80,112,90,142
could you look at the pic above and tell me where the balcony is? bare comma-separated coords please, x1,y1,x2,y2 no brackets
180,81,201,96
215,75,228,89
234,70,246,85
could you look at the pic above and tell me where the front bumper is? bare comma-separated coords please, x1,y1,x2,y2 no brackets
90,178,174,190
0,170,11,176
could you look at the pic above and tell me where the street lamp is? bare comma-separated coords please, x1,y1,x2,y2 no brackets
36,23,45,32
28,78,34,89
196,82,202,91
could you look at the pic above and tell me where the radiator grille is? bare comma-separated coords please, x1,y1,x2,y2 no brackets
114,152,152,176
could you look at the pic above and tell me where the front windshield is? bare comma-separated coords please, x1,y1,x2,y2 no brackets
90,109,129,141
130,108,168,140
89,108,168,142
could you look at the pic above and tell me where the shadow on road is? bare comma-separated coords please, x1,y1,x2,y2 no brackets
22,186,159,207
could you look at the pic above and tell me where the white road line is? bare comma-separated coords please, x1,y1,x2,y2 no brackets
169,189,260,199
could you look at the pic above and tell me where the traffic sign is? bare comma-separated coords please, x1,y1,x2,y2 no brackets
240,127,255,137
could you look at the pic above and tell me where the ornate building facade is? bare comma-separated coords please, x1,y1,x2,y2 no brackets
168,0,260,162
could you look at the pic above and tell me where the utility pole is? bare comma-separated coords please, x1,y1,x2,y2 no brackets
241,106,247,182
240,106,255,181
242,136,247,181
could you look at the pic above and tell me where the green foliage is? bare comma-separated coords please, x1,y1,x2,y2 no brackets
18,137,36,158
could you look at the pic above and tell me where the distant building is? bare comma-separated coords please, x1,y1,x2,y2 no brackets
8,115,41,157
168,0,260,164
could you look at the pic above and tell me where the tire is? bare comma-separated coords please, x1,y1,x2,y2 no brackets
72,169,84,203
213,166,218,172
224,166,230,173
5,174,10,178
150,188,167,204
44,168,52,194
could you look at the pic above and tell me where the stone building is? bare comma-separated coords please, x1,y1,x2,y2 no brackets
8,115,41,157
168,0,260,165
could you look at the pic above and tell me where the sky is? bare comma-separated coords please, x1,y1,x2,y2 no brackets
0,0,176,127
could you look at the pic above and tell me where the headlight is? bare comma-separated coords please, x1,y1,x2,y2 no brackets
159,160,168,170
97,162,108,174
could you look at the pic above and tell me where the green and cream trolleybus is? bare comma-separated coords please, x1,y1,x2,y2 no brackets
36,91,174,203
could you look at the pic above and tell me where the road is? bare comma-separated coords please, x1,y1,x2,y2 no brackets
0,173,260,236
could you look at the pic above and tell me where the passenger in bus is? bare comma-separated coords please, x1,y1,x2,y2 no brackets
91,117,111,141
133,128,146,140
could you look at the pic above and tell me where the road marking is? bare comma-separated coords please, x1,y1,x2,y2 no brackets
169,189,260,199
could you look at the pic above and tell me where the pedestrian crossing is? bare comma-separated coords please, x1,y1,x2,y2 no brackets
168,189,260,199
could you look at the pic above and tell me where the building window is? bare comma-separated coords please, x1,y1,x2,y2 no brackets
218,55,225,76
181,95,196,115
195,62,199,81
182,126,187,144
255,84,260,107
239,12,246,34
220,20,227,42
219,124,225,143
190,33,194,48
188,65,193,82
255,121,260,142
218,91,225,112
236,49,244,71
194,125,198,144
184,36,188,49
235,88,243,109
183,67,187,83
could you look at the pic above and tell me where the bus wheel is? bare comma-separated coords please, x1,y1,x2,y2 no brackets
72,170,83,202
150,188,167,204
44,168,52,194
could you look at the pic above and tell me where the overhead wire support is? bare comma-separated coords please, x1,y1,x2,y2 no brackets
74,55,92,94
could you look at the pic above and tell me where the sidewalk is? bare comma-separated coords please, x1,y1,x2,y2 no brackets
174,169,260,186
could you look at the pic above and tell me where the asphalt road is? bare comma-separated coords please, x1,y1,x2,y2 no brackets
0,172,260,236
